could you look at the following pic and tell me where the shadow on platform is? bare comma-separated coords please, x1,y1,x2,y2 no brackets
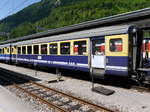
0,67,41,86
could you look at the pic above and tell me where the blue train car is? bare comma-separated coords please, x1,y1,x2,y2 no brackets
0,44,11,62
0,25,150,85
10,25,142,78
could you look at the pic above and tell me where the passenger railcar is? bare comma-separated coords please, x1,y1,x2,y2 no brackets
0,25,150,86
0,44,11,62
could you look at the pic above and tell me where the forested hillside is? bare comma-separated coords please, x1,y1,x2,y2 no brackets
0,0,150,41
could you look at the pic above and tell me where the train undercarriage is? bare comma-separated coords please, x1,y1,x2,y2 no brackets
131,68,150,88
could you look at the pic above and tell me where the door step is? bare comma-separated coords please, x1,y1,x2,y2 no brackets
92,86,115,95
91,68,105,78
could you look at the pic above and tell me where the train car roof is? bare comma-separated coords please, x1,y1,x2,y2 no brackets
0,43,11,47
0,7,150,45
11,25,132,46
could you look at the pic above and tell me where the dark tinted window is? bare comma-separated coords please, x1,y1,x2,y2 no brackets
22,46,26,54
17,47,21,54
33,45,39,54
2,48,4,54
41,44,47,54
50,43,57,55
60,42,70,55
0,49,2,54
27,46,32,54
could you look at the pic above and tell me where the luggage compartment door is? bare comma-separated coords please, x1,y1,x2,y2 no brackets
91,38,105,69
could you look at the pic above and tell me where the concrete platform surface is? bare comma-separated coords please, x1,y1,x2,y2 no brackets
0,85,34,112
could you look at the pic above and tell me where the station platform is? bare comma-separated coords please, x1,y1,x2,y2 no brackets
0,85,34,112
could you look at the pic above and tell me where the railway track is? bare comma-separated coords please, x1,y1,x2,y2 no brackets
0,69,114,112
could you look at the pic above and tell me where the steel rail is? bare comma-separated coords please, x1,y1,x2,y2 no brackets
0,75,69,112
0,68,114,112
30,81,114,112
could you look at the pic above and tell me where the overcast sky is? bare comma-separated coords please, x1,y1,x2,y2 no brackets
0,0,41,20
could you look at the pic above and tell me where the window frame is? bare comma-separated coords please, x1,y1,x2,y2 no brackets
17,46,21,54
109,38,123,52
27,45,32,55
41,44,48,55
105,34,128,57
92,39,105,55
49,43,58,55
73,40,87,55
60,41,70,55
33,44,39,55
22,46,26,55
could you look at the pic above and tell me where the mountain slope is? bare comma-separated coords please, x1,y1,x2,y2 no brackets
0,0,150,40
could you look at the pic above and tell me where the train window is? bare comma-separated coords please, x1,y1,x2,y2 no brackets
22,46,26,54
33,45,39,54
0,49,2,54
110,38,122,52
41,44,47,54
27,46,32,54
3,48,5,54
17,47,21,54
7,48,10,53
50,43,57,55
92,39,105,55
11,48,14,53
73,41,87,55
60,42,70,55
2,48,4,54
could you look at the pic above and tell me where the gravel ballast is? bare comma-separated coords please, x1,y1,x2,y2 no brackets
6,85,55,112
0,63,150,112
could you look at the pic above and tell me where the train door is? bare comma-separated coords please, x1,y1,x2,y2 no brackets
105,34,129,76
15,46,18,63
12,46,17,63
91,37,105,77
10,45,12,62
